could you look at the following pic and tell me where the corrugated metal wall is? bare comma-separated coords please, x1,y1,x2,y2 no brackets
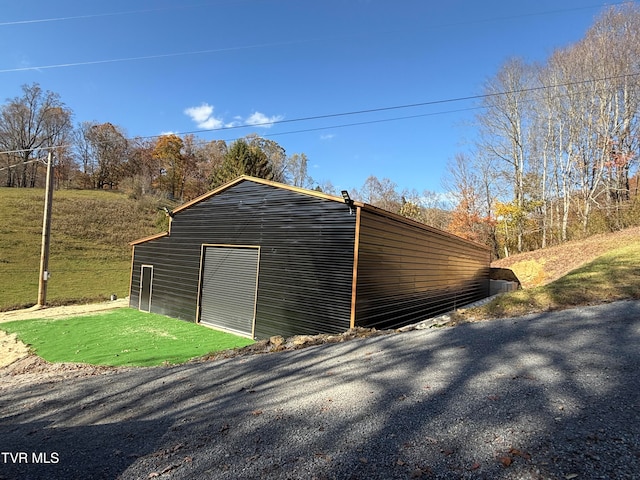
131,236,200,321
130,180,356,339
354,208,490,330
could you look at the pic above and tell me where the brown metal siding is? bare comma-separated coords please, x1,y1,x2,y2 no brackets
130,180,355,339
354,208,490,329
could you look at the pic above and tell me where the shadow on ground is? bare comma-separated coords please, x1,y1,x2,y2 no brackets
1,300,639,479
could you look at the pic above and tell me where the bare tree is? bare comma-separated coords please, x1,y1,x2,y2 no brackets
587,6,640,229
398,188,451,230
286,153,313,188
0,83,72,187
549,6,640,235
532,57,571,245
476,58,534,252
354,176,402,213
73,121,97,188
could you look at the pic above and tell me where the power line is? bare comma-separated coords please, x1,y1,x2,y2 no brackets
0,1,227,27
1,2,636,74
100,70,640,140
0,39,322,74
0,105,477,169
0,71,637,158
133,71,640,138
234,106,487,141
0,157,47,172
3,0,633,29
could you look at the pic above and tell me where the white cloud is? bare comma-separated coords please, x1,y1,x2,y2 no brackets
183,104,283,130
244,111,284,128
184,104,212,123
184,103,223,130
198,117,224,130
225,117,243,128
320,133,335,140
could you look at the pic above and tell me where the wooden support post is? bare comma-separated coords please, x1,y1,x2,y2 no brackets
37,152,54,307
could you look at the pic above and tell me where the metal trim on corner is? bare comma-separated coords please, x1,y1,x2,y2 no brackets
350,206,362,329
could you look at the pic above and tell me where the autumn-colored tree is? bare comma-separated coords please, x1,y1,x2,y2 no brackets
123,137,158,198
52,143,76,189
444,153,499,254
493,201,522,258
84,122,128,189
448,199,487,245
399,196,423,222
192,139,227,195
153,134,187,200
179,134,207,200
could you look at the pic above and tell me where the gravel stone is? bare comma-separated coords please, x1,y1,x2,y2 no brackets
1,300,639,479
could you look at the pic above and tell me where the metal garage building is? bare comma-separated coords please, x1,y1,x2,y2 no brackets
129,176,490,339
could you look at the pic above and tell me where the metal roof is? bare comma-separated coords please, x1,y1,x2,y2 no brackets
130,175,489,251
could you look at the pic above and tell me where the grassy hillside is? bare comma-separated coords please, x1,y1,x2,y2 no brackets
492,226,640,289
451,227,640,323
0,188,169,311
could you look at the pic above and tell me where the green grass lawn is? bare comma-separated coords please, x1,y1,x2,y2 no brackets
0,309,254,367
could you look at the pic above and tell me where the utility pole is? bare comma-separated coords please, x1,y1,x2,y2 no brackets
37,151,54,307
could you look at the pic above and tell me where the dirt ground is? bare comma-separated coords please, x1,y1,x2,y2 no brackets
0,298,129,369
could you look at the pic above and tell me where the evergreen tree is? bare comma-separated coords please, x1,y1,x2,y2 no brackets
210,139,274,188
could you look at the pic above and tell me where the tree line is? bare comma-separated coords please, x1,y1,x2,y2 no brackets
447,4,640,257
0,83,314,201
0,83,450,230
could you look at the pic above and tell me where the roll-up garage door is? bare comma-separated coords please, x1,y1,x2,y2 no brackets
199,246,259,337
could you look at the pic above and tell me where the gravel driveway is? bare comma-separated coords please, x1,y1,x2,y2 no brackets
1,300,639,480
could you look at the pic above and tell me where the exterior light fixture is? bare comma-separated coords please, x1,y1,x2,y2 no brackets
341,190,355,215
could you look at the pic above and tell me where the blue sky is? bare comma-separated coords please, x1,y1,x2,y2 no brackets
0,0,621,195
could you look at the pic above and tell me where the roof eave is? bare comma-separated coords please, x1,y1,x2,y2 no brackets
129,231,169,246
